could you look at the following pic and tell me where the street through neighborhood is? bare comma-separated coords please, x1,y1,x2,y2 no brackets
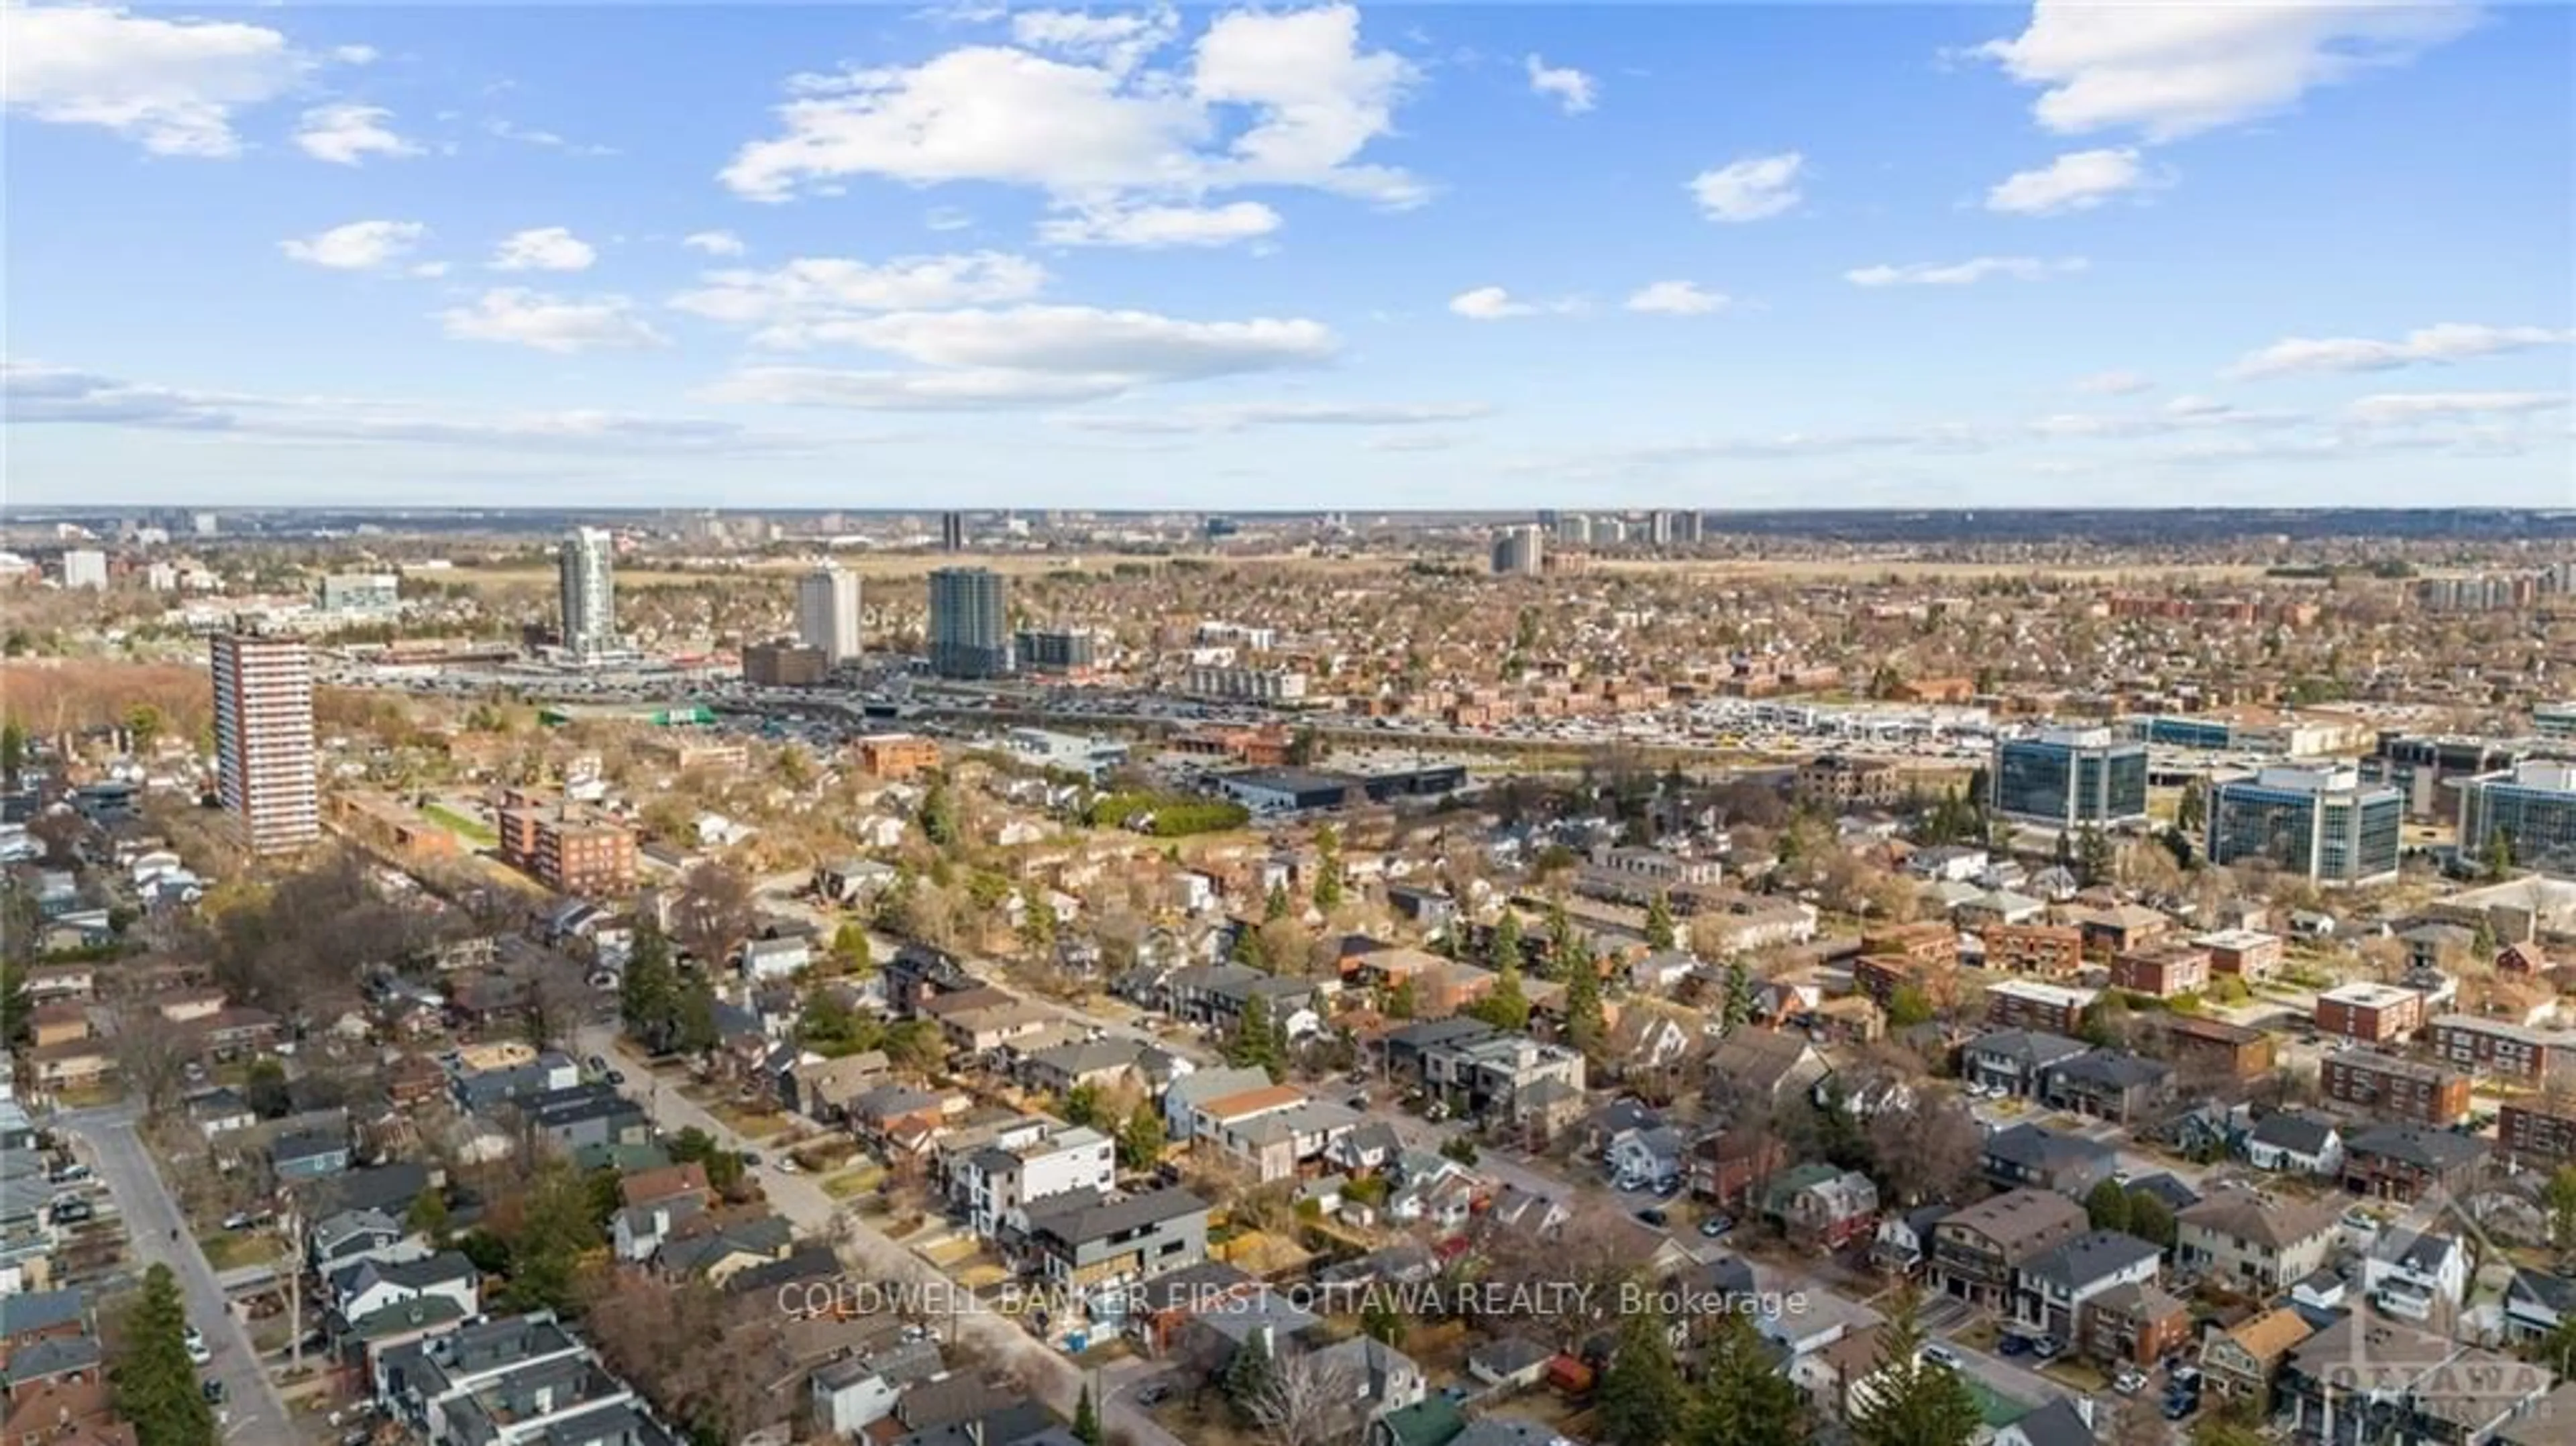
56,1104,294,1445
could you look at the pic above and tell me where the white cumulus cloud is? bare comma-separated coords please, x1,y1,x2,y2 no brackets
1844,256,2088,287
279,219,428,271
671,253,1050,346
2224,323,2575,380
1525,54,1596,114
1688,152,1803,223
1038,201,1281,249
1056,400,1491,433
1986,147,2155,215
490,227,599,273
719,2,1424,227
698,303,1339,410
1450,286,1536,321
1625,281,1729,316
1008,5,1179,75
683,231,749,256
1975,1,2480,142
438,290,666,352
294,103,420,165
1,3,333,157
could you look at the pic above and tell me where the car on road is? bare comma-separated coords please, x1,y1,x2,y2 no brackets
1135,1384,1174,1408
183,1329,209,1366
201,1380,227,1406
1699,1214,1734,1238
1922,1345,1962,1370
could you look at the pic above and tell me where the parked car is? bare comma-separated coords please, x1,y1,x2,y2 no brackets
1997,1334,2031,1358
2032,1336,2065,1361
50,1200,93,1225
1923,1345,1962,1370
1135,1384,1173,1408
2113,1368,2149,1396
1699,1214,1734,1238
1635,1208,1670,1228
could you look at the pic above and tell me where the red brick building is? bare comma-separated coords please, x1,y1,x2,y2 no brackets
2158,1015,2278,1083
2319,1049,2471,1127
1861,922,1959,968
2500,1099,2576,1165
2194,930,2286,982
2312,983,2424,1044
2425,1015,2576,1084
2111,943,2212,999
1980,924,2085,979
1984,979,2097,1036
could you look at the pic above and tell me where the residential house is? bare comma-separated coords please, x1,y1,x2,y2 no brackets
1871,1204,1953,1276
1413,1027,1587,1127
273,1128,351,1180
1928,1188,2087,1309
2174,1188,2343,1294
2078,1280,2191,1369
2201,1306,2314,1404
739,937,811,983
1686,1128,1789,1209
1162,1066,1275,1144
309,1207,430,1272
2043,1050,2174,1125
1604,1125,1687,1189
1962,1029,2090,1099
2502,1268,2576,1348
787,1052,892,1123
1016,1038,1144,1098
1991,1400,2102,1446
1703,1029,1830,1109
1192,1093,1361,1186
1765,1165,1880,1250
2073,903,2169,958
1167,964,1322,1036
2341,1124,2487,1205
2363,1229,2469,1325
1021,1188,1212,1303
1982,1123,2117,1197
2012,1229,2161,1340
2245,1114,2344,1176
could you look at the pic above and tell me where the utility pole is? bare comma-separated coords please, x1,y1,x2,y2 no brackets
282,1190,303,1375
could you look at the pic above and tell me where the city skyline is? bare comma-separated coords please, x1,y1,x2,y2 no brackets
5,1,2571,508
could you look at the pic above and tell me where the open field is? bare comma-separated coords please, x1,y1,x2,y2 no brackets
422,803,497,844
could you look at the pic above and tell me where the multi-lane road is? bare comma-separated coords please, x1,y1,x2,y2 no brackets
56,1103,294,1444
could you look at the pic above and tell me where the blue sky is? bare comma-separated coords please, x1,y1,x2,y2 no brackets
5,1,2571,509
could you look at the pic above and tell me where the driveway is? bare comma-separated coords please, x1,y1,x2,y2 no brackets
57,1103,294,1444
576,1027,1191,1446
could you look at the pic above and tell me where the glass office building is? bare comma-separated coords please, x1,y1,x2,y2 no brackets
1991,728,2151,828
2206,765,2404,887
2458,761,2576,873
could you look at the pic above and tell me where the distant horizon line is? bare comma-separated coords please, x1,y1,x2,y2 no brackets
15,505,2575,520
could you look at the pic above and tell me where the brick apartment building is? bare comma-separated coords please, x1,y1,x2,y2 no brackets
2312,982,2426,1044
2499,1099,2576,1166
1985,980,2098,1037
742,642,829,687
2193,930,2285,982
1980,924,2085,979
1860,922,1960,968
495,790,637,896
2425,1015,2576,1084
2156,1015,2279,1084
2110,943,2212,999
856,734,943,780
2319,1049,2471,1127
1792,755,1906,810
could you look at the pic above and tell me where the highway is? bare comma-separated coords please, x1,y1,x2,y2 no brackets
56,1103,294,1444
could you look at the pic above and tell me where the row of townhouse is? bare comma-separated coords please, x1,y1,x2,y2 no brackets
1925,1190,2190,1366
1960,1030,2178,1123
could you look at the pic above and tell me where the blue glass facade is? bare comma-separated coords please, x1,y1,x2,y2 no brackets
1991,736,2150,827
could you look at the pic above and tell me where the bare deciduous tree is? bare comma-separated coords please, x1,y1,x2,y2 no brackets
113,1010,194,1119
671,860,759,966
1242,1346,1366,1446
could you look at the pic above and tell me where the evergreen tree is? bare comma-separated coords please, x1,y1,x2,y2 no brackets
1851,1291,1982,1446
673,970,719,1056
1597,1306,1686,1446
1471,957,1531,1032
407,1187,452,1246
1489,909,1523,972
1645,892,1678,952
2484,828,2516,879
2176,780,2207,838
2086,1178,2135,1235
1312,826,1344,911
1265,882,1292,922
1230,925,1270,970
1385,977,1419,1020
0,960,25,1046
1562,951,1607,1060
1017,885,1057,954
2543,1164,2576,1252
1360,1296,1407,1347
0,719,23,788
1545,899,1579,979
113,1264,215,1446
829,921,874,974
2076,824,2116,887
918,780,961,849
1721,958,1754,1034
1072,1384,1102,1446
2126,1190,2175,1249
620,922,679,1047
1228,995,1285,1078
500,1162,605,1315
1222,1331,1278,1423
1691,1309,1809,1446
